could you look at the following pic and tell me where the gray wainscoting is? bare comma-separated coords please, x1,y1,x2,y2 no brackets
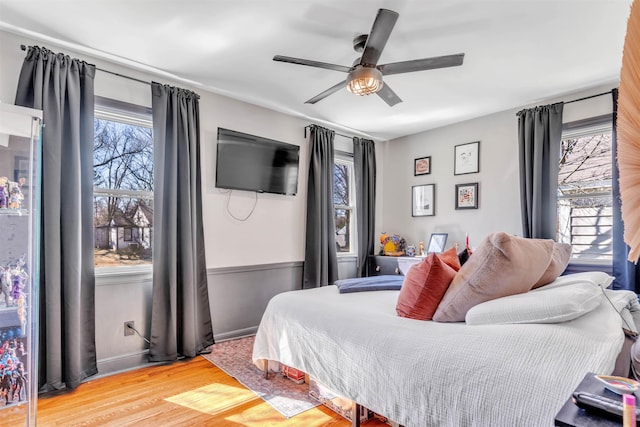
94,258,359,377
208,261,304,342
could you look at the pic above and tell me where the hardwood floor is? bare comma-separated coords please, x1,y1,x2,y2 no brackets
7,356,389,426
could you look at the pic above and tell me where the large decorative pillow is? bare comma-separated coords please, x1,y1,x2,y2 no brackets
432,232,554,322
465,279,603,325
532,242,572,288
396,253,457,320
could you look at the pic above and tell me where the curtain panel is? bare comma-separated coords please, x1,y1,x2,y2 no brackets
303,125,338,288
353,137,376,277
149,82,214,361
15,45,98,391
612,88,640,291
517,102,564,239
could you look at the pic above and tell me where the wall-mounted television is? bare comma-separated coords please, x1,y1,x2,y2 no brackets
215,128,300,196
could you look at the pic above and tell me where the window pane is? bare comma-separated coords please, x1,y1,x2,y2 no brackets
557,195,612,261
94,119,153,191
94,115,153,268
559,132,612,193
94,195,153,267
333,163,350,206
335,208,351,253
557,129,612,261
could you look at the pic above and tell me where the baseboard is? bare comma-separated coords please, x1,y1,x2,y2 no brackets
96,350,151,378
214,326,258,342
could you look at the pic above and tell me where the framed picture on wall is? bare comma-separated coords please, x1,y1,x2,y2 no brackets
412,184,435,217
414,156,431,176
454,141,480,175
455,182,479,209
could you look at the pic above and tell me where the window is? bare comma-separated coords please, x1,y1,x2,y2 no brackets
557,116,612,263
334,156,356,254
94,97,153,268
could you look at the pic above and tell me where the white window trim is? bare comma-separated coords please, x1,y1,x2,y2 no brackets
335,153,357,257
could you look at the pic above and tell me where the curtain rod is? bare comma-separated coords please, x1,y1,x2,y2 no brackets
304,124,355,140
565,89,614,104
20,44,151,86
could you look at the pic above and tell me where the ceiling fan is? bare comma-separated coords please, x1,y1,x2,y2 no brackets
273,8,464,107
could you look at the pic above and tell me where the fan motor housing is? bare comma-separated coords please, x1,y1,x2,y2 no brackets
353,34,367,53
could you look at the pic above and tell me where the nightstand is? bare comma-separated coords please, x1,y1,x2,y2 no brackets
555,372,634,426
366,255,423,277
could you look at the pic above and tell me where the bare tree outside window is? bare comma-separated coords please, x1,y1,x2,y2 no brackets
93,115,153,268
334,160,353,253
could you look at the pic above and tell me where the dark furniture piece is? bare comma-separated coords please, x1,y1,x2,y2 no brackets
555,372,635,426
367,255,403,276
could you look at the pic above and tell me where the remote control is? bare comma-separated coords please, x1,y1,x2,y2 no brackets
573,391,640,422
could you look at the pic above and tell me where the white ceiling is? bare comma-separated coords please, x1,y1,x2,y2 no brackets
0,0,632,140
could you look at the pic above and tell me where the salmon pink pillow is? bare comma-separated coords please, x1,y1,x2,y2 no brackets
438,245,461,272
396,253,457,320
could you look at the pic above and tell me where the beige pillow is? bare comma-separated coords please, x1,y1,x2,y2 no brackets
532,242,572,288
432,232,554,322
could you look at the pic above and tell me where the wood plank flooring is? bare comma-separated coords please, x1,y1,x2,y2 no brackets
4,356,389,426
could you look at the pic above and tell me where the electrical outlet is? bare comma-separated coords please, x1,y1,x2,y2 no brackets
124,321,135,336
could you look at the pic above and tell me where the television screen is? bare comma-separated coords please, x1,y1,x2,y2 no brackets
215,128,300,196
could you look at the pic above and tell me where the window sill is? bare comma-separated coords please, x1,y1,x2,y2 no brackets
95,264,152,286
336,253,357,259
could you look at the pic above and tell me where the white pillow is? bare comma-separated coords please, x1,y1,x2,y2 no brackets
464,273,610,325
538,271,614,290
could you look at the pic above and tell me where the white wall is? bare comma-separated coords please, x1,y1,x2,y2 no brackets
378,83,617,251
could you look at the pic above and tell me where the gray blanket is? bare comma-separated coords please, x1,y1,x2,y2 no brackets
334,275,404,293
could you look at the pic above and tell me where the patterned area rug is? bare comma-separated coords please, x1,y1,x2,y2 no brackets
202,335,320,418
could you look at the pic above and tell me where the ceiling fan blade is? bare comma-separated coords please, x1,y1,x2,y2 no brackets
273,55,351,73
377,83,402,107
360,9,399,66
305,80,347,104
379,53,465,76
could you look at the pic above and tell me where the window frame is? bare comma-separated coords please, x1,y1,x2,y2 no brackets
94,96,154,275
334,152,357,257
558,114,613,265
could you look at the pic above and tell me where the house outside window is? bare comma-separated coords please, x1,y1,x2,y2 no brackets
334,155,356,255
556,115,612,263
94,97,153,268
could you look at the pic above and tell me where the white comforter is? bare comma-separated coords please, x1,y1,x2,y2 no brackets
252,285,639,427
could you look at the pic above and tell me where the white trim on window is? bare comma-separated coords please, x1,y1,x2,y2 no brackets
334,154,357,257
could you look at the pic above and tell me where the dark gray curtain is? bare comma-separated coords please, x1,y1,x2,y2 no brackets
353,137,376,277
517,102,564,239
303,125,338,289
15,46,97,391
149,82,214,361
611,88,640,291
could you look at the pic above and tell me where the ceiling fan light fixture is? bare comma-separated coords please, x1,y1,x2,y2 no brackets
346,66,383,96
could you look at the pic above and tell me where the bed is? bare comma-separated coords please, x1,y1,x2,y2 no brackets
252,270,640,426
252,233,640,426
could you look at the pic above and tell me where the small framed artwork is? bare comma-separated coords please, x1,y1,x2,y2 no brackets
412,184,435,217
414,156,431,176
427,233,448,253
454,141,480,175
455,182,479,209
